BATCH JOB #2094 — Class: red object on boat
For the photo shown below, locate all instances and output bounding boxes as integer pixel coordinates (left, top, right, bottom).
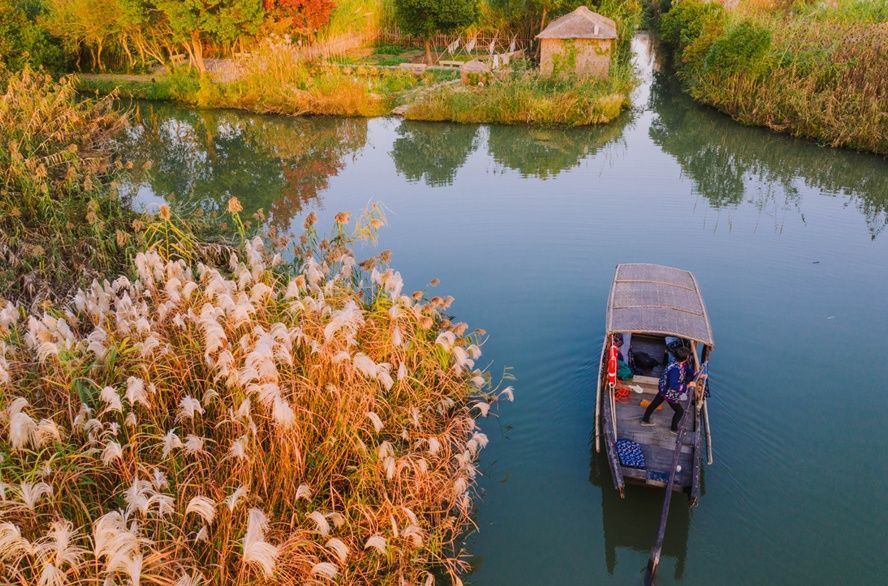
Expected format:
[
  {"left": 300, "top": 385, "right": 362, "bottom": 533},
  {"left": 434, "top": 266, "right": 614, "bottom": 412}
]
[{"left": 607, "top": 338, "right": 618, "bottom": 386}]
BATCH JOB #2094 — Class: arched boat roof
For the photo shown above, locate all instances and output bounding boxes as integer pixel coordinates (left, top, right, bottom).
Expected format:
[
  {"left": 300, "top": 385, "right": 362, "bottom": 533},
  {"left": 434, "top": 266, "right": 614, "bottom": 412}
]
[{"left": 606, "top": 263, "right": 714, "bottom": 348}]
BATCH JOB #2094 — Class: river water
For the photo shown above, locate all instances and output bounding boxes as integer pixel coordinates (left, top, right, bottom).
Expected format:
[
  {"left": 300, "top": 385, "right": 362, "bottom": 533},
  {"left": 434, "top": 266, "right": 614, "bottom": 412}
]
[{"left": 119, "top": 35, "right": 887, "bottom": 585}]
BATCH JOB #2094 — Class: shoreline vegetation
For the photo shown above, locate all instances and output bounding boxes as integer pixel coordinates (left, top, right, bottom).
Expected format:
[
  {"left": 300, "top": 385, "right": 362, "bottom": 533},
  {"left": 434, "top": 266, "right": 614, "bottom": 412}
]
[
  {"left": 654, "top": 0, "right": 887, "bottom": 155},
  {"left": 1, "top": 65, "right": 512, "bottom": 584},
  {"left": 63, "top": 0, "right": 644, "bottom": 127}
]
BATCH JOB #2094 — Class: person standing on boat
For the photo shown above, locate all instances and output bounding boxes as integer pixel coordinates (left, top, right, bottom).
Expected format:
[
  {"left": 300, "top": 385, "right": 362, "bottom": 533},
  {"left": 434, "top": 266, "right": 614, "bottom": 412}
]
[{"left": 640, "top": 346, "right": 697, "bottom": 433}]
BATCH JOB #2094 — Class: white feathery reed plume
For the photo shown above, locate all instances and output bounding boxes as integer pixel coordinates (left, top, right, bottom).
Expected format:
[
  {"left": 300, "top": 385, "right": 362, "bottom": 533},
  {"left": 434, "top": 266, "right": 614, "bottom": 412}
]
[
  {"left": 295, "top": 484, "right": 312, "bottom": 501},
  {"left": 364, "top": 534, "right": 387, "bottom": 554},
  {"left": 102, "top": 441, "right": 124, "bottom": 465},
  {"left": 9, "top": 409, "right": 37, "bottom": 450},
  {"left": 100, "top": 386, "right": 123, "bottom": 413},
  {"left": 229, "top": 435, "right": 248, "bottom": 461},
  {"left": 308, "top": 511, "right": 330, "bottom": 536},
  {"left": 161, "top": 429, "right": 183, "bottom": 457},
  {"left": 186, "top": 496, "right": 216, "bottom": 525},
  {"left": 18, "top": 481, "right": 53, "bottom": 511},
  {"left": 184, "top": 434, "right": 206, "bottom": 455},
  {"left": 325, "top": 537, "right": 349, "bottom": 563},
  {"left": 225, "top": 485, "right": 249, "bottom": 512},
  {"left": 124, "top": 478, "right": 153, "bottom": 517},
  {"left": 311, "top": 561, "right": 339, "bottom": 580},
  {"left": 33, "top": 519, "right": 87, "bottom": 577},
  {"left": 242, "top": 508, "right": 279, "bottom": 579},
  {"left": 125, "top": 376, "right": 149, "bottom": 408},
  {"left": 366, "top": 411, "right": 384, "bottom": 433},
  {"left": 177, "top": 396, "right": 205, "bottom": 421},
  {"left": 0, "top": 522, "right": 32, "bottom": 561}
]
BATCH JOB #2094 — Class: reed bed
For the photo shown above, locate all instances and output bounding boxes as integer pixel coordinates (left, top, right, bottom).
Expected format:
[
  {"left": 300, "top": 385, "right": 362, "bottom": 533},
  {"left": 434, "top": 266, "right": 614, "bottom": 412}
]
[
  {"left": 0, "top": 204, "right": 511, "bottom": 584},
  {"left": 659, "top": 0, "right": 887, "bottom": 154},
  {"left": 0, "top": 67, "right": 135, "bottom": 305}
]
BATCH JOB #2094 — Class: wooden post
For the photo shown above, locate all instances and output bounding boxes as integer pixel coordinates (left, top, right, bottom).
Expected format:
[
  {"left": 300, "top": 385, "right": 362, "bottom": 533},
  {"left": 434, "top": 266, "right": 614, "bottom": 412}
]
[
  {"left": 703, "top": 400, "right": 714, "bottom": 465},
  {"left": 646, "top": 409, "right": 687, "bottom": 583}
]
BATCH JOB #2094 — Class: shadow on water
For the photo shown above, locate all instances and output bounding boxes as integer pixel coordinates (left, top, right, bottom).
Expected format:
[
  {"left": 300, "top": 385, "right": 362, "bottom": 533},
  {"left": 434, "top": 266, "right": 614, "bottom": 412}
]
[
  {"left": 646, "top": 54, "right": 888, "bottom": 239},
  {"left": 118, "top": 103, "right": 367, "bottom": 230},
  {"left": 589, "top": 435, "right": 692, "bottom": 582}
]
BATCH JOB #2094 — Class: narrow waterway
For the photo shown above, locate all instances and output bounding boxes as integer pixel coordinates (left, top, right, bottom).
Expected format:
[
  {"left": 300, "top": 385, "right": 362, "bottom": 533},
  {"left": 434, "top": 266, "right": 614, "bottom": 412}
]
[{"left": 119, "top": 35, "right": 888, "bottom": 585}]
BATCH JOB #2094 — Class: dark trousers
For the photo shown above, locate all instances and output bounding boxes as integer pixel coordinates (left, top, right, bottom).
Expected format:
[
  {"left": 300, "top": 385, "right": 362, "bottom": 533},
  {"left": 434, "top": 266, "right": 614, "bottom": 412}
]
[{"left": 642, "top": 393, "right": 684, "bottom": 431}]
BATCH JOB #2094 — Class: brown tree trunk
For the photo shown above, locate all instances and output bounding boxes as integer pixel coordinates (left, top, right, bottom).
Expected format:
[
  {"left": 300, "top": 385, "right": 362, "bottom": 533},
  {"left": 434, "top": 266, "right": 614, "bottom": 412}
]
[
  {"left": 191, "top": 30, "right": 206, "bottom": 73},
  {"left": 424, "top": 39, "right": 432, "bottom": 65}
]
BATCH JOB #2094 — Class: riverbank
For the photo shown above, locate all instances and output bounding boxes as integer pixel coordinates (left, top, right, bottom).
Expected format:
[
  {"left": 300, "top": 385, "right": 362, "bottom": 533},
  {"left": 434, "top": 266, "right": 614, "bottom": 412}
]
[
  {"left": 656, "top": 0, "right": 887, "bottom": 155},
  {"left": 76, "top": 57, "right": 634, "bottom": 127},
  {"left": 0, "top": 67, "right": 506, "bottom": 584}
]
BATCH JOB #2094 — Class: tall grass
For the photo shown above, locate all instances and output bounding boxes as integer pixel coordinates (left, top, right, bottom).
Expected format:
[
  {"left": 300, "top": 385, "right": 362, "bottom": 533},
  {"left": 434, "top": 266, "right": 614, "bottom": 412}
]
[
  {"left": 659, "top": 0, "right": 888, "bottom": 154},
  {"left": 0, "top": 206, "right": 510, "bottom": 583},
  {"left": 404, "top": 60, "right": 635, "bottom": 126},
  {"left": 1, "top": 69, "right": 511, "bottom": 584},
  {"left": 0, "top": 67, "right": 134, "bottom": 306}
]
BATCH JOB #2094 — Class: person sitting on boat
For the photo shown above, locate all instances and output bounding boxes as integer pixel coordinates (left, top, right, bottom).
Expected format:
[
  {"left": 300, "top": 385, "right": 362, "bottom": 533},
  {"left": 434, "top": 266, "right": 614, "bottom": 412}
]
[{"left": 640, "top": 346, "right": 697, "bottom": 433}]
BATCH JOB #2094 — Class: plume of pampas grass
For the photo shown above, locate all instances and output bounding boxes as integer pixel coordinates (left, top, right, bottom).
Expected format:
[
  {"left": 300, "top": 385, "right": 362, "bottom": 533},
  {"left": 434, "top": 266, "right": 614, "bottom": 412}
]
[
  {"left": 0, "top": 522, "right": 31, "bottom": 561},
  {"left": 183, "top": 434, "right": 205, "bottom": 455},
  {"left": 161, "top": 430, "right": 183, "bottom": 457},
  {"left": 295, "top": 484, "right": 312, "bottom": 501},
  {"left": 18, "top": 481, "right": 53, "bottom": 510},
  {"left": 242, "top": 508, "right": 278, "bottom": 578},
  {"left": 308, "top": 511, "right": 330, "bottom": 537},
  {"left": 99, "top": 386, "right": 123, "bottom": 413},
  {"left": 325, "top": 537, "right": 349, "bottom": 563},
  {"left": 364, "top": 535, "right": 387, "bottom": 554},
  {"left": 366, "top": 411, "right": 384, "bottom": 433},
  {"left": 177, "top": 396, "right": 204, "bottom": 420},
  {"left": 186, "top": 496, "right": 216, "bottom": 525},
  {"left": 9, "top": 410, "right": 37, "bottom": 450},
  {"left": 225, "top": 486, "right": 248, "bottom": 512},
  {"left": 311, "top": 561, "right": 338, "bottom": 580},
  {"left": 102, "top": 441, "right": 124, "bottom": 465},
  {"left": 125, "top": 377, "right": 149, "bottom": 407}
]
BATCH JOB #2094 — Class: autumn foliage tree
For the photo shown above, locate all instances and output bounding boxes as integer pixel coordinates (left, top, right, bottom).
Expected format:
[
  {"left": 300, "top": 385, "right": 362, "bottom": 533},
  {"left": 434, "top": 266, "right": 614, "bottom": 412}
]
[{"left": 264, "top": 0, "right": 336, "bottom": 37}]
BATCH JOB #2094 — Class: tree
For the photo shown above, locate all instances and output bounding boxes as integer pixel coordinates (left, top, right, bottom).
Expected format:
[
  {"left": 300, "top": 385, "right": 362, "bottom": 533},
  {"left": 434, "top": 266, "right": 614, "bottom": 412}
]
[
  {"left": 263, "top": 0, "right": 336, "bottom": 38},
  {"left": 393, "top": 0, "right": 478, "bottom": 64},
  {"left": 42, "top": 0, "right": 128, "bottom": 70},
  {"left": 154, "top": 0, "right": 264, "bottom": 72},
  {"left": 487, "top": 0, "right": 581, "bottom": 39},
  {"left": 0, "top": 0, "right": 63, "bottom": 71}
]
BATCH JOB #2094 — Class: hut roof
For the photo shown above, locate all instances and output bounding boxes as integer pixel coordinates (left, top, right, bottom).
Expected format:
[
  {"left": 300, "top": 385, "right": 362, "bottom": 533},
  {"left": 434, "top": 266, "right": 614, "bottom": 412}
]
[
  {"left": 536, "top": 6, "right": 618, "bottom": 40},
  {"left": 606, "top": 264, "right": 714, "bottom": 347}
]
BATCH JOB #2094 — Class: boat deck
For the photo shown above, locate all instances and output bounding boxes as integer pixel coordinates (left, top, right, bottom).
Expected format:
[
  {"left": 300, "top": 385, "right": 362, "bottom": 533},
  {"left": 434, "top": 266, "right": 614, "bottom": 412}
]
[{"left": 614, "top": 376, "right": 696, "bottom": 489}]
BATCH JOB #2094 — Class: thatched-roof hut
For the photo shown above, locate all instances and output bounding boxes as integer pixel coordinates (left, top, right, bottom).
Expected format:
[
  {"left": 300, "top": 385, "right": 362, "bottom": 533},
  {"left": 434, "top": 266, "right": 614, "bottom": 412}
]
[{"left": 536, "top": 6, "right": 618, "bottom": 79}]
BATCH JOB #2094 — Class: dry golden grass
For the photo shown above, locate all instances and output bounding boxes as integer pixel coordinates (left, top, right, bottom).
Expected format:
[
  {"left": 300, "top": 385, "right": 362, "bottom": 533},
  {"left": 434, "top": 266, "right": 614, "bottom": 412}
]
[{"left": 0, "top": 207, "right": 511, "bottom": 584}]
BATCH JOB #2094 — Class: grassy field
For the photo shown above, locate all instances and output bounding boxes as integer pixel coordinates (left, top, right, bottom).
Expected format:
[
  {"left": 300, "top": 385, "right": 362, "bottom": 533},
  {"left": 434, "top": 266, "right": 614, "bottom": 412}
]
[
  {"left": 404, "top": 60, "right": 635, "bottom": 126},
  {"left": 657, "top": 0, "right": 887, "bottom": 154}
]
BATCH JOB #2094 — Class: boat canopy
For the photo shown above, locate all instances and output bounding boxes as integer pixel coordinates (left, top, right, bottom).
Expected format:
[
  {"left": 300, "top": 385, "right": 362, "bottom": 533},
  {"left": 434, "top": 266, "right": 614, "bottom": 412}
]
[{"left": 606, "top": 263, "right": 714, "bottom": 348}]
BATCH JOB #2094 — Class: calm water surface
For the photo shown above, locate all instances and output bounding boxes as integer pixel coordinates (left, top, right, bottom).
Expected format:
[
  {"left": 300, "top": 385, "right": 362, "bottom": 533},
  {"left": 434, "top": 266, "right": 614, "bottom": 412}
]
[{"left": 120, "top": 35, "right": 888, "bottom": 585}]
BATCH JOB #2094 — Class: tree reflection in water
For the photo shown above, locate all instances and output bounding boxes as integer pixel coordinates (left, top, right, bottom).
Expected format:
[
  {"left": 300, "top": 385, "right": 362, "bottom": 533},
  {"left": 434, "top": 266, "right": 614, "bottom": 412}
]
[
  {"left": 119, "top": 104, "right": 367, "bottom": 231},
  {"left": 487, "top": 118, "right": 628, "bottom": 180},
  {"left": 648, "top": 71, "right": 887, "bottom": 239},
  {"left": 390, "top": 121, "right": 480, "bottom": 187}
]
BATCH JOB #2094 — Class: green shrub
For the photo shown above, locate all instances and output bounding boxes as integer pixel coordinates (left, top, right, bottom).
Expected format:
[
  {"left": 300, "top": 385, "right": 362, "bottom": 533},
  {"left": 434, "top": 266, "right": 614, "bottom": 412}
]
[
  {"left": 704, "top": 20, "right": 771, "bottom": 74},
  {"left": 659, "top": 0, "right": 726, "bottom": 51}
]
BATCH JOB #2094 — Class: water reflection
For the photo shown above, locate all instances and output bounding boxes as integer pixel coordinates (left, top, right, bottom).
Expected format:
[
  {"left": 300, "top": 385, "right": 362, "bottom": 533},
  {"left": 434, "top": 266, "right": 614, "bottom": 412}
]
[
  {"left": 487, "top": 121, "right": 628, "bottom": 179},
  {"left": 589, "top": 441, "right": 691, "bottom": 581},
  {"left": 648, "top": 70, "right": 888, "bottom": 239},
  {"left": 390, "top": 121, "right": 479, "bottom": 187},
  {"left": 119, "top": 104, "right": 367, "bottom": 230}
]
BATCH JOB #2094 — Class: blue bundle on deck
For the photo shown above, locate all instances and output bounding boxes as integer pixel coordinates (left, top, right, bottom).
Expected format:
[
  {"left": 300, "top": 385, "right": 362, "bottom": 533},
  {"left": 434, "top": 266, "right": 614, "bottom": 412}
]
[{"left": 615, "top": 439, "right": 646, "bottom": 469}]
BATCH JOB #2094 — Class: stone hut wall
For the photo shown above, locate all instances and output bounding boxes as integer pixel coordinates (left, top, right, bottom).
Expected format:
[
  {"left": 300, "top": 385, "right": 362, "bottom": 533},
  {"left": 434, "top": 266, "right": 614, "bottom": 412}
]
[{"left": 539, "top": 38, "right": 614, "bottom": 79}]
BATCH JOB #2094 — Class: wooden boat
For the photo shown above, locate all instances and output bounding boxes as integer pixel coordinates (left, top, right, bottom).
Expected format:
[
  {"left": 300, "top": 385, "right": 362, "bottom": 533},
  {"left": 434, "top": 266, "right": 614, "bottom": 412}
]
[{"left": 594, "top": 263, "right": 714, "bottom": 507}]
